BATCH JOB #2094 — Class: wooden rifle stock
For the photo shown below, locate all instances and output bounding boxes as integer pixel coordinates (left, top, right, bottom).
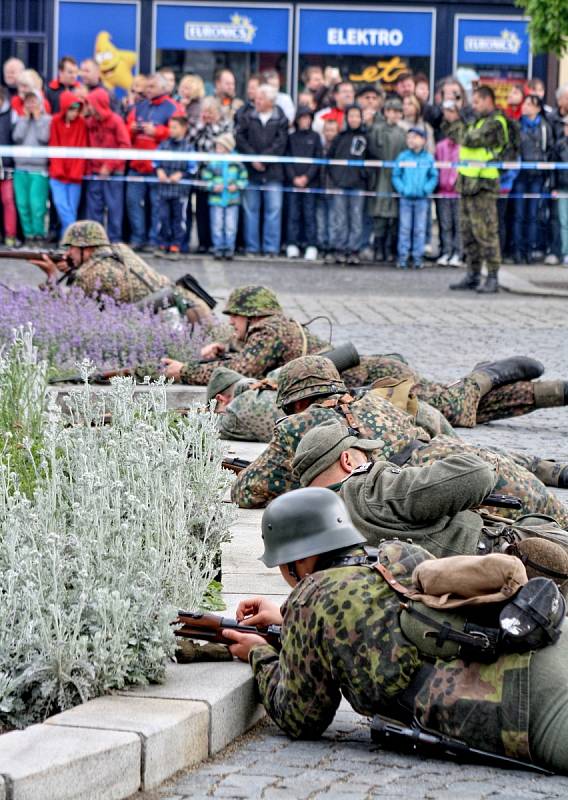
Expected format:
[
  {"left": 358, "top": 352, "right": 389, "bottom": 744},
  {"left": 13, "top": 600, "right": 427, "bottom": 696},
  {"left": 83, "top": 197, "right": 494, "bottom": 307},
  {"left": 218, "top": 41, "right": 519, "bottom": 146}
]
[
  {"left": 221, "top": 457, "right": 251, "bottom": 475},
  {"left": 174, "top": 611, "right": 281, "bottom": 649},
  {"left": 0, "top": 248, "right": 70, "bottom": 265}
]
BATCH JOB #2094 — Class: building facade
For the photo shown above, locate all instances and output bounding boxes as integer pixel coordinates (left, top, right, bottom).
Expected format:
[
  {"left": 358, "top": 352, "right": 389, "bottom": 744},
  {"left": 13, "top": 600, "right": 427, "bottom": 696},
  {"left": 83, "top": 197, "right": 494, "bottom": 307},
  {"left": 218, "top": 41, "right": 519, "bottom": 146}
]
[{"left": 0, "top": 0, "right": 557, "bottom": 101}]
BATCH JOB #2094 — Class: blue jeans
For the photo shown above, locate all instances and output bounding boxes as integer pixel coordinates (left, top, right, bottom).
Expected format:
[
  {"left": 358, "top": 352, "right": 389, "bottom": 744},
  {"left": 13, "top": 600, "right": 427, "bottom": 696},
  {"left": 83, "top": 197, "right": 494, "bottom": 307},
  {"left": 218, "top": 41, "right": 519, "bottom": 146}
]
[
  {"left": 512, "top": 173, "right": 545, "bottom": 256},
  {"left": 210, "top": 204, "right": 239, "bottom": 254},
  {"left": 398, "top": 197, "right": 429, "bottom": 263},
  {"left": 49, "top": 179, "right": 81, "bottom": 235},
  {"left": 316, "top": 195, "right": 330, "bottom": 251},
  {"left": 243, "top": 182, "right": 283, "bottom": 254},
  {"left": 287, "top": 192, "right": 317, "bottom": 247},
  {"left": 125, "top": 174, "right": 160, "bottom": 246},
  {"left": 158, "top": 196, "right": 188, "bottom": 248},
  {"left": 329, "top": 193, "right": 364, "bottom": 254},
  {"left": 85, "top": 177, "right": 124, "bottom": 243}
]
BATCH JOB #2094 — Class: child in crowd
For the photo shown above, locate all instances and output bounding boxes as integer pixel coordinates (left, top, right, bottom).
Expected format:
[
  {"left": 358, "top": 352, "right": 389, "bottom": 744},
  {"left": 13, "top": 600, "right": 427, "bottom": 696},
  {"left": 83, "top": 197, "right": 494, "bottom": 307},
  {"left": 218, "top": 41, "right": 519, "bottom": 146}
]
[
  {"left": 48, "top": 91, "right": 87, "bottom": 235},
  {"left": 202, "top": 132, "right": 248, "bottom": 260},
  {"left": 285, "top": 106, "right": 322, "bottom": 261},
  {"left": 327, "top": 105, "right": 367, "bottom": 264},
  {"left": 11, "top": 91, "right": 51, "bottom": 244},
  {"left": 435, "top": 114, "right": 462, "bottom": 267},
  {"left": 0, "top": 86, "right": 18, "bottom": 245},
  {"left": 154, "top": 115, "right": 194, "bottom": 260},
  {"left": 392, "top": 127, "right": 438, "bottom": 270},
  {"left": 555, "top": 116, "right": 568, "bottom": 266},
  {"left": 319, "top": 118, "right": 339, "bottom": 263}
]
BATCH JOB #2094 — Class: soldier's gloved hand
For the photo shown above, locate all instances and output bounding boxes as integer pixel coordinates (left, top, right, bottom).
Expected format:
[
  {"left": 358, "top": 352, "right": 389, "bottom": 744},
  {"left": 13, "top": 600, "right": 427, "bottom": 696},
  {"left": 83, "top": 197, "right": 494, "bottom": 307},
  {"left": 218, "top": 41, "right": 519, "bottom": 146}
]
[
  {"left": 160, "top": 357, "right": 183, "bottom": 381},
  {"left": 201, "top": 342, "right": 227, "bottom": 360},
  {"left": 236, "top": 597, "right": 283, "bottom": 627},
  {"left": 222, "top": 628, "right": 269, "bottom": 661}
]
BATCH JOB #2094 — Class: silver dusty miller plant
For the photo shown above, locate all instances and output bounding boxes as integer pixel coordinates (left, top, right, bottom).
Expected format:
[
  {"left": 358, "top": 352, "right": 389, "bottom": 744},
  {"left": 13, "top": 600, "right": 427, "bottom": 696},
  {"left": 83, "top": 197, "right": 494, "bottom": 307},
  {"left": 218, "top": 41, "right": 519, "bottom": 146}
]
[{"left": 0, "top": 339, "right": 235, "bottom": 729}]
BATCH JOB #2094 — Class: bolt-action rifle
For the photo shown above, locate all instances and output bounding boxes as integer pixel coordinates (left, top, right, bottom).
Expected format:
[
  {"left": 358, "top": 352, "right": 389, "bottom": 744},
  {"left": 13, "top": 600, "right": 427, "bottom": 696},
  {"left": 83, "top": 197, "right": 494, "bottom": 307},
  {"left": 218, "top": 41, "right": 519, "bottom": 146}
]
[
  {"left": 0, "top": 248, "right": 70, "bottom": 266},
  {"left": 173, "top": 611, "right": 281, "bottom": 649}
]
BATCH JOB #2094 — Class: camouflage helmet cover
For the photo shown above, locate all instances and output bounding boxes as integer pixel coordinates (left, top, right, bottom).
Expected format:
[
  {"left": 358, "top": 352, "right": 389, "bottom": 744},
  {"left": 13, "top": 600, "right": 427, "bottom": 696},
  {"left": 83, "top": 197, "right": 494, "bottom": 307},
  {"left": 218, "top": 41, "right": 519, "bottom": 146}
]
[
  {"left": 260, "top": 487, "right": 366, "bottom": 567},
  {"left": 276, "top": 355, "right": 347, "bottom": 409},
  {"left": 222, "top": 285, "right": 282, "bottom": 317},
  {"left": 61, "top": 220, "right": 110, "bottom": 248}
]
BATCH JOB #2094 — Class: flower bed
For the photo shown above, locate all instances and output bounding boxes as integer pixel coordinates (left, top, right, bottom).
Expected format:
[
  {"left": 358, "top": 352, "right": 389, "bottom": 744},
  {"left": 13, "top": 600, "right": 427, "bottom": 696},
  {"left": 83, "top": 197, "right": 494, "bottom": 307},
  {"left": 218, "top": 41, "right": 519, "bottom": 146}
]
[
  {"left": 0, "top": 330, "right": 235, "bottom": 730},
  {"left": 0, "top": 286, "right": 210, "bottom": 380}
]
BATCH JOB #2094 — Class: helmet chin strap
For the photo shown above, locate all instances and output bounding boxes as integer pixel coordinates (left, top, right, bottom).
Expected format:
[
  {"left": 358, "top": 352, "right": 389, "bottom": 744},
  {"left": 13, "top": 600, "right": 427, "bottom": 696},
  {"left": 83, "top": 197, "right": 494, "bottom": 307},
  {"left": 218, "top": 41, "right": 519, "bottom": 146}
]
[{"left": 287, "top": 561, "right": 299, "bottom": 581}]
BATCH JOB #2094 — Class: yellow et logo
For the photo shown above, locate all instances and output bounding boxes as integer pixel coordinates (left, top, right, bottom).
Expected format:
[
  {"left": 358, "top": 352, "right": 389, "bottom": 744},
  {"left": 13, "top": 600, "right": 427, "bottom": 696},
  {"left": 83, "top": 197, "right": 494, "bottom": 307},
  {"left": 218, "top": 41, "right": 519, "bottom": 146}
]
[{"left": 350, "top": 56, "right": 409, "bottom": 85}]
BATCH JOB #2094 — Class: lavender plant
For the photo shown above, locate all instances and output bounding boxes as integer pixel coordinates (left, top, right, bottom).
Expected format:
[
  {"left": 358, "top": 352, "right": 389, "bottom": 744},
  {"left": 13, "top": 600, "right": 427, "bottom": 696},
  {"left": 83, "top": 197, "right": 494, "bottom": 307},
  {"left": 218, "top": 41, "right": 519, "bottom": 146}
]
[
  {"left": 0, "top": 286, "right": 210, "bottom": 379},
  {"left": 0, "top": 349, "right": 235, "bottom": 729}
]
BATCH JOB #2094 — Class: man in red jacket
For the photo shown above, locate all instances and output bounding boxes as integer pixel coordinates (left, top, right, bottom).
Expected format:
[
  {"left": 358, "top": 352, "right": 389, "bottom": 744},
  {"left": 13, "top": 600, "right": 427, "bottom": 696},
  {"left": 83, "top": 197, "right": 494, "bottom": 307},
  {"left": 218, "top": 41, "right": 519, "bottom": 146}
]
[
  {"left": 46, "top": 56, "right": 80, "bottom": 113},
  {"left": 125, "top": 73, "right": 179, "bottom": 251},
  {"left": 48, "top": 91, "right": 87, "bottom": 236},
  {"left": 85, "top": 87, "right": 130, "bottom": 242}
]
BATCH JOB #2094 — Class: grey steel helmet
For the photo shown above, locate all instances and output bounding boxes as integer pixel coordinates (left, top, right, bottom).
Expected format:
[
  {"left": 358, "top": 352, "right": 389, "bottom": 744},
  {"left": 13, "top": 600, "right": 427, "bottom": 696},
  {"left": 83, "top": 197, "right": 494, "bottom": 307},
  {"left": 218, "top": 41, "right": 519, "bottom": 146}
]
[{"left": 260, "top": 487, "right": 366, "bottom": 567}]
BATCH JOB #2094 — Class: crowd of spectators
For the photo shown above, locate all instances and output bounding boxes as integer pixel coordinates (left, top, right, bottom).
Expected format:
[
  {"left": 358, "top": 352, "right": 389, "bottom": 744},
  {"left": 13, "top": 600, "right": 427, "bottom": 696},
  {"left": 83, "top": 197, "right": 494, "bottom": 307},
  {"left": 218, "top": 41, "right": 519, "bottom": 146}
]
[{"left": 1, "top": 54, "right": 568, "bottom": 267}]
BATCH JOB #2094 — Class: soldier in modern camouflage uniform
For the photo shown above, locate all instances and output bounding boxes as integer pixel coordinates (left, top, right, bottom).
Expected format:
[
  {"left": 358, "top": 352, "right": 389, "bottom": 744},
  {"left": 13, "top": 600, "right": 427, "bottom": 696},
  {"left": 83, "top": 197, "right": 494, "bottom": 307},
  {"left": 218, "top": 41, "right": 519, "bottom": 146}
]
[
  {"left": 223, "top": 488, "right": 568, "bottom": 773},
  {"left": 29, "top": 220, "right": 212, "bottom": 322},
  {"left": 163, "top": 284, "right": 568, "bottom": 428},
  {"left": 292, "top": 419, "right": 568, "bottom": 560},
  {"left": 231, "top": 356, "right": 568, "bottom": 528},
  {"left": 443, "top": 86, "right": 507, "bottom": 294}
]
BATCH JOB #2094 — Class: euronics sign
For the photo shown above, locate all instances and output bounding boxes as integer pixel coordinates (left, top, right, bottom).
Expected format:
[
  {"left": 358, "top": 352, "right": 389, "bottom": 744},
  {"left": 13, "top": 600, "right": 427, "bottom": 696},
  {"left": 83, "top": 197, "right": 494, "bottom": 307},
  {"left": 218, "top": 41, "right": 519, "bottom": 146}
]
[
  {"left": 155, "top": 3, "right": 290, "bottom": 52},
  {"left": 298, "top": 7, "right": 434, "bottom": 56},
  {"left": 456, "top": 16, "right": 530, "bottom": 66}
]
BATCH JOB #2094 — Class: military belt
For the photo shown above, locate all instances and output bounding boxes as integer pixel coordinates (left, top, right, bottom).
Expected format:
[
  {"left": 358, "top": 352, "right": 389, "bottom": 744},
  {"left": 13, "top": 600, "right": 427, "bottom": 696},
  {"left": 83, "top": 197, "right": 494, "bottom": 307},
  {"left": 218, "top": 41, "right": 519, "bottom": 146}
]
[{"left": 389, "top": 439, "right": 427, "bottom": 467}]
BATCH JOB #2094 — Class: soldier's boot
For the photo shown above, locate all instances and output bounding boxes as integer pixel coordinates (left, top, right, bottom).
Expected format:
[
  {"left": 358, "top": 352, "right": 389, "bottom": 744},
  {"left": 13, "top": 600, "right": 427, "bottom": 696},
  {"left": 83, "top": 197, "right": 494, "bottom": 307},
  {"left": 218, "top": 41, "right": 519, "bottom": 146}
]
[
  {"left": 476, "top": 274, "right": 499, "bottom": 294},
  {"left": 471, "top": 356, "right": 545, "bottom": 396},
  {"left": 533, "top": 380, "right": 568, "bottom": 410},
  {"left": 524, "top": 457, "right": 568, "bottom": 489},
  {"left": 449, "top": 270, "right": 481, "bottom": 291}
]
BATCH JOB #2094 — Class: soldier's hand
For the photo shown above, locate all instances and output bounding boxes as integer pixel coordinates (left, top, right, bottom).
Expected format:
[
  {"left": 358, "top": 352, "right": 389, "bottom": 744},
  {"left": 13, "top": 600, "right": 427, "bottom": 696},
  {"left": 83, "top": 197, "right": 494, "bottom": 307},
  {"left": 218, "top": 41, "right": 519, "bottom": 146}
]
[
  {"left": 222, "top": 629, "right": 268, "bottom": 661},
  {"left": 30, "top": 255, "right": 60, "bottom": 283},
  {"left": 160, "top": 357, "right": 184, "bottom": 380},
  {"left": 236, "top": 597, "right": 283, "bottom": 627},
  {"left": 200, "top": 342, "right": 226, "bottom": 360}
]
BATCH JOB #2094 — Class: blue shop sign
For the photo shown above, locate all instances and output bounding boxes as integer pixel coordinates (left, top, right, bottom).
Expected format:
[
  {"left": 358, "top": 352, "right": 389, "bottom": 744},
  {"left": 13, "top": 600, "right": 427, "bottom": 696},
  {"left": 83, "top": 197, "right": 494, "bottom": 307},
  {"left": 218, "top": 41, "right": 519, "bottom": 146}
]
[
  {"left": 298, "top": 8, "right": 434, "bottom": 57},
  {"left": 456, "top": 17, "right": 530, "bottom": 66},
  {"left": 155, "top": 4, "right": 290, "bottom": 52}
]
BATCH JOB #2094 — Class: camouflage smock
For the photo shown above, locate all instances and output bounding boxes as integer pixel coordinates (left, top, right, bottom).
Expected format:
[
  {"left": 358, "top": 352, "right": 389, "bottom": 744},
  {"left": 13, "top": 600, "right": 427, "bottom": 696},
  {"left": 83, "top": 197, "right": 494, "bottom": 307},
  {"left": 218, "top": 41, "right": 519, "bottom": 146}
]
[
  {"left": 250, "top": 540, "right": 532, "bottom": 760},
  {"left": 70, "top": 244, "right": 210, "bottom": 319},
  {"left": 217, "top": 380, "right": 282, "bottom": 442}
]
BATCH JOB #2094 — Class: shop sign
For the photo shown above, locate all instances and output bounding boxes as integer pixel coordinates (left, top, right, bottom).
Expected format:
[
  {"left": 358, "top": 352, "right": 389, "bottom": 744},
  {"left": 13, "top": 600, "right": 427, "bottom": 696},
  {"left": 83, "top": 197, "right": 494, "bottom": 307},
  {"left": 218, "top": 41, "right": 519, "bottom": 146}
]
[
  {"left": 456, "top": 17, "right": 530, "bottom": 66},
  {"left": 57, "top": 1, "right": 139, "bottom": 91},
  {"left": 298, "top": 8, "right": 434, "bottom": 57},
  {"left": 155, "top": 4, "right": 290, "bottom": 52}
]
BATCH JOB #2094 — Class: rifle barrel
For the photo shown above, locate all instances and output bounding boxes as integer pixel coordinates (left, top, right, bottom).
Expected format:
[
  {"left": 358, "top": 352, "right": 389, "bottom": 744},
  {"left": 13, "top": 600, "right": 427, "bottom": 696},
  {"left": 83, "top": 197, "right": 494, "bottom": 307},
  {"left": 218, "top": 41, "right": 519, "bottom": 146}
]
[{"left": 0, "top": 249, "right": 67, "bottom": 262}]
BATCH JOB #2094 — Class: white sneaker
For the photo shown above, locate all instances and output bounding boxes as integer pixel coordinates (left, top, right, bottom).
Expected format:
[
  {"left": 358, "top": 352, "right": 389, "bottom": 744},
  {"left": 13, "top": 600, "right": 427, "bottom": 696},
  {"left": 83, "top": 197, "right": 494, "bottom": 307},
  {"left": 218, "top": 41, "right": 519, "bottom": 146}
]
[
  {"left": 304, "top": 246, "right": 318, "bottom": 261},
  {"left": 448, "top": 253, "right": 463, "bottom": 267},
  {"left": 436, "top": 253, "right": 450, "bottom": 266},
  {"left": 424, "top": 243, "right": 433, "bottom": 257},
  {"left": 544, "top": 254, "right": 560, "bottom": 265},
  {"left": 563, "top": 255, "right": 568, "bottom": 266},
  {"left": 286, "top": 244, "right": 300, "bottom": 259}
]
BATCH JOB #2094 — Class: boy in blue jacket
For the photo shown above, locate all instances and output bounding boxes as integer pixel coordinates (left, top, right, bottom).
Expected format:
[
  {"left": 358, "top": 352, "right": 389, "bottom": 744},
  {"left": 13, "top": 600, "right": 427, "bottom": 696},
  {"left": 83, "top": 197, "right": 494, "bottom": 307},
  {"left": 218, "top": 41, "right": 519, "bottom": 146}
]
[
  {"left": 201, "top": 132, "right": 248, "bottom": 260},
  {"left": 392, "top": 127, "right": 438, "bottom": 269}
]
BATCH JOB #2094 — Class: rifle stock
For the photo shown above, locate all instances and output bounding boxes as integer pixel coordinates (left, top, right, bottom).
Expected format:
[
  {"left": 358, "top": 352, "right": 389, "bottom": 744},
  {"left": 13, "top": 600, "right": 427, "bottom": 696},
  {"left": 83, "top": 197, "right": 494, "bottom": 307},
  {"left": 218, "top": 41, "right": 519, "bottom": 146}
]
[
  {"left": 221, "top": 457, "right": 251, "bottom": 475},
  {"left": 0, "top": 248, "right": 69, "bottom": 264},
  {"left": 174, "top": 611, "right": 281, "bottom": 649}
]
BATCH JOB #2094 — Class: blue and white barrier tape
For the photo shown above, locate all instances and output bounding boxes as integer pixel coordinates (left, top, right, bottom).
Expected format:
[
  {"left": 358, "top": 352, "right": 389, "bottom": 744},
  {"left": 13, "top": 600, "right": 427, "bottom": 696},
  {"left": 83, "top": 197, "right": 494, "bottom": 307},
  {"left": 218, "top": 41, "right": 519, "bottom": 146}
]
[{"left": 1, "top": 144, "right": 568, "bottom": 171}]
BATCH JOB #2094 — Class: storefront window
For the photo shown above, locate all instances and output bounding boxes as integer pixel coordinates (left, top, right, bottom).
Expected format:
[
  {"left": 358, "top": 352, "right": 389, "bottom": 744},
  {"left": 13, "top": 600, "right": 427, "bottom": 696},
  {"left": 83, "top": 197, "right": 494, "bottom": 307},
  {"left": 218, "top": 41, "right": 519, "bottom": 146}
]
[
  {"left": 154, "top": 3, "right": 291, "bottom": 97},
  {"left": 454, "top": 16, "right": 531, "bottom": 106},
  {"left": 296, "top": 6, "right": 434, "bottom": 94}
]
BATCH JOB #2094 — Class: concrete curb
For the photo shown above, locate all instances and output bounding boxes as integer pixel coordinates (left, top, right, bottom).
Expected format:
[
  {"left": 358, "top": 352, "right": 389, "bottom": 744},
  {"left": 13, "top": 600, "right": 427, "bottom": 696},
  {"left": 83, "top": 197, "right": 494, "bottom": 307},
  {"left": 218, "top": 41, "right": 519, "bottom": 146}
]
[
  {"left": 0, "top": 664, "right": 263, "bottom": 800},
  {"left": 49, "top": 383, "right": 206, "bottom": 410}
]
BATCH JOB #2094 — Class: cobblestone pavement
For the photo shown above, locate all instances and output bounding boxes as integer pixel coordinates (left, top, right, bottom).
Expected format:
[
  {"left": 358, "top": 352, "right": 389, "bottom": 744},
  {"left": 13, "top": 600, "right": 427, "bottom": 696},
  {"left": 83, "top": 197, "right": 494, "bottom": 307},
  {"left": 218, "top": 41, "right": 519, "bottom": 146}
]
[{"left": 4, "top": 255, "right": 568, "bottom": 797}]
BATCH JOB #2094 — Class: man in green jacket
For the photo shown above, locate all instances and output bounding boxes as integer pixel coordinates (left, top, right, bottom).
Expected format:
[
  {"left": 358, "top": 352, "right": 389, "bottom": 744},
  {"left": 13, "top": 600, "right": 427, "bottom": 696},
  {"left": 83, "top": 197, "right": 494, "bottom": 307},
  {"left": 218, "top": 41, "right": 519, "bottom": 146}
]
[{"left": 223, "top": 488, "right": 568, "bottom": 774}]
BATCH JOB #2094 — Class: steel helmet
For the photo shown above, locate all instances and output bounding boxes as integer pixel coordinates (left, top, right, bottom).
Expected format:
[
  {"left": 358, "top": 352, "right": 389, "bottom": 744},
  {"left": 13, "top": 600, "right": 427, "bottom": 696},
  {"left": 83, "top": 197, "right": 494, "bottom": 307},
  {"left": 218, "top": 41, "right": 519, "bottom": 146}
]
[
  {"left": 276, "top": 355, "right": 346, "bottom": 410},
  {"left": 222, "top": 285, "right": 282, "bottom": 317},
  {"left": 61, "top": 220, "right": 110, "bottom": 248},
  {"left": 260, "top": 487, "right": 366, "bottom": 567}
]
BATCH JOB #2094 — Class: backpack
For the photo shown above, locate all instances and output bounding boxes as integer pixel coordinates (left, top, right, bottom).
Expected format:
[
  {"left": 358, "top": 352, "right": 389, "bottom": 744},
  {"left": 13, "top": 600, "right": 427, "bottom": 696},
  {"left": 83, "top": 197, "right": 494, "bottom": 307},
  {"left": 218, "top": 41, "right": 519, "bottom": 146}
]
[{"left": 496, "top": 113, "right": 521, "bottom": 162}]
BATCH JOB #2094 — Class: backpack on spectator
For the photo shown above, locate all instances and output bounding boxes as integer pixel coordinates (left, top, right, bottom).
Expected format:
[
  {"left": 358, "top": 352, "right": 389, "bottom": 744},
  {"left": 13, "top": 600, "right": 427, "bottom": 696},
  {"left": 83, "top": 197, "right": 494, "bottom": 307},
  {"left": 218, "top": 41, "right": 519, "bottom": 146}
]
[{"left": 495, "top": 113, "right": 521, "bottom": 163}]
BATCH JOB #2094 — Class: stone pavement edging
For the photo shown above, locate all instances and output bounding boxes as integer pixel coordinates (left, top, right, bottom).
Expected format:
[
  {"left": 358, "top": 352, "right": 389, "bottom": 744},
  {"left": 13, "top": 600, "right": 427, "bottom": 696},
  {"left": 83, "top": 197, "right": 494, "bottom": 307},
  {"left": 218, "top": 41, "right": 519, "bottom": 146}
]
[
  {"left": 0, "top": 661, "right": 264, "bottom": 800},
  {"left": 49, "top": 383, "right": 206, "bottom": 410}
]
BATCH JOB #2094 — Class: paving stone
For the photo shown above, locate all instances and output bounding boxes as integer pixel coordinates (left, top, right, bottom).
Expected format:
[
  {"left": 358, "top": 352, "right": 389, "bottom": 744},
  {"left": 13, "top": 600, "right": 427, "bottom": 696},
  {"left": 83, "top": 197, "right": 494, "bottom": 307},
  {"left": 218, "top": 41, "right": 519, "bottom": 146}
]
[
  {"left": 0, "top": 723, "right": 140, "bottom": 800},
  {"left": 46, "top": 695, "right": 208, "bottom": 790}
]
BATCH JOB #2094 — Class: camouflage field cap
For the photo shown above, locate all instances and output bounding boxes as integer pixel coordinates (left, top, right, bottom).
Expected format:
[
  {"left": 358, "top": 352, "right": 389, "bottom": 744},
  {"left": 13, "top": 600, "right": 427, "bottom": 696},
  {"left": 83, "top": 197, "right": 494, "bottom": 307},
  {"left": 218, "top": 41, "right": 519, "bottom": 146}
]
[
  {"left": 206, "top": 367, "right": 245, "bottom": 404},
  {"left": 222, "top": 285, "right": 282, "bottom": 317},
  {"left": 260, "top": 487, "right": 366, "bottom": 567},
  {"left": 276, "top": 355, "right": 347, "bottom": 410},
  {"left": 61, "top": 220, "right": 110, "bottom": 248}
]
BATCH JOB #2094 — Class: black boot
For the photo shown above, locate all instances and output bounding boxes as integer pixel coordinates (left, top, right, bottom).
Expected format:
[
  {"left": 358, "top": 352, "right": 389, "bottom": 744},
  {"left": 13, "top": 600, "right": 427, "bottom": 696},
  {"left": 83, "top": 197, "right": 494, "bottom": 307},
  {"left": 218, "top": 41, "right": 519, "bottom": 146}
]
[
  {"left": 473, "top": 356, "right": 545, "bottom": 391},
  {"left": 476, "top": 274, "right": 499, "bottom": 293},
  {"left": 373, "top": 238, "right": 385, "bottom": 263},
  {"left": 559, "top": 467, "right": 568, "bottom": 489},
  {"left": 449, "top": 270, "right": 481, "bottom": 291}
]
